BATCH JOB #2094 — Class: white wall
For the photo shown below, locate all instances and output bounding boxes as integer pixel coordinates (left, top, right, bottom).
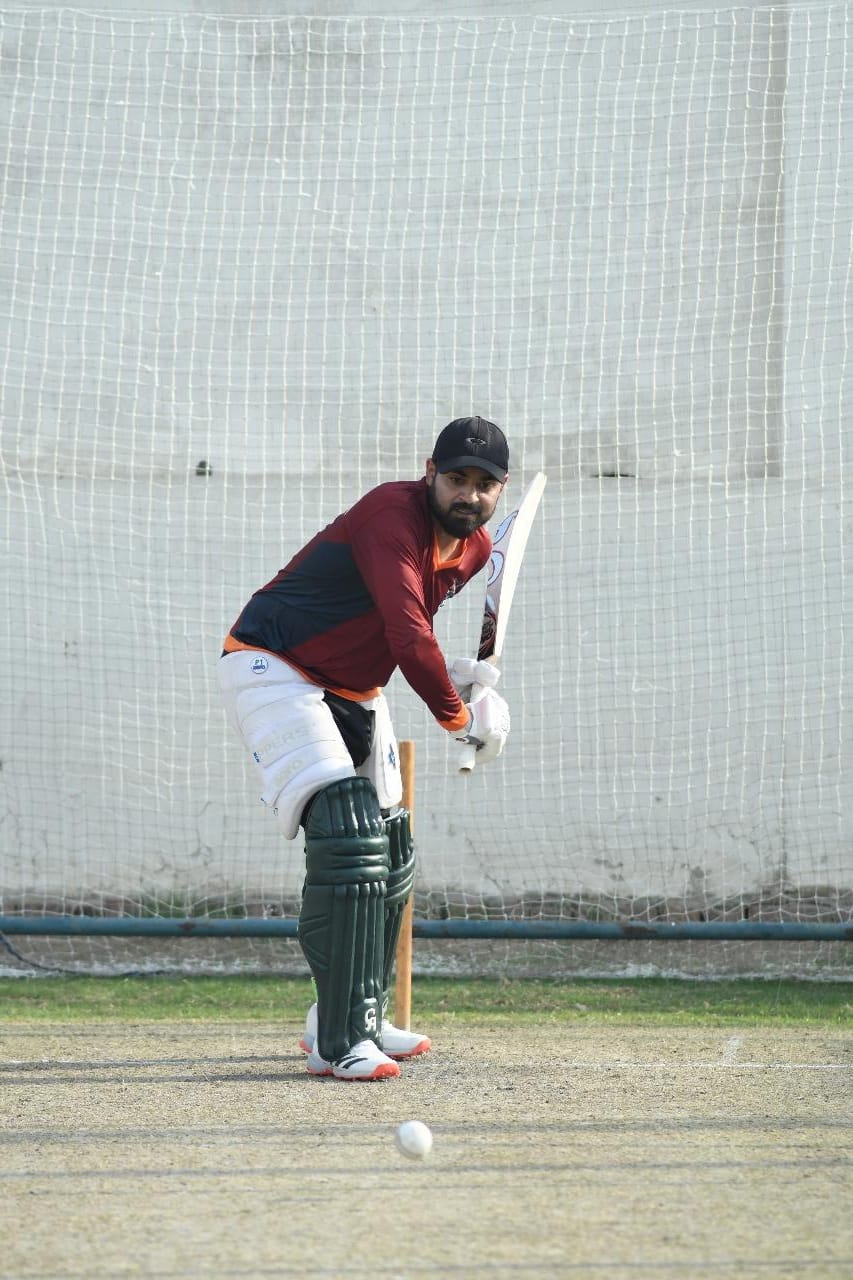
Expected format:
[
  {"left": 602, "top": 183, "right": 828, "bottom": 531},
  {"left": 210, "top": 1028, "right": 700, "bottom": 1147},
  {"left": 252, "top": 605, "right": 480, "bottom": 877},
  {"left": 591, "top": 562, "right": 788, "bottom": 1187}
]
[{"left": 1, "top": 4, "right": 850, "bottom": 915}]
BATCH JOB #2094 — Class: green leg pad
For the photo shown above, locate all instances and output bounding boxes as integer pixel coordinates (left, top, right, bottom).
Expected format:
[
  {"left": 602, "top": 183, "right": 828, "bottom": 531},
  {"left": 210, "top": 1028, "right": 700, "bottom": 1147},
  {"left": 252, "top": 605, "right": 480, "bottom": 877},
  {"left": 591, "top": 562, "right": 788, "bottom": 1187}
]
[
  {"left": 382, "top": 807, "right": 415, "bottom": 999},
  {"left": 297, "top": 777, "right": 389, "bottom": 1064}
]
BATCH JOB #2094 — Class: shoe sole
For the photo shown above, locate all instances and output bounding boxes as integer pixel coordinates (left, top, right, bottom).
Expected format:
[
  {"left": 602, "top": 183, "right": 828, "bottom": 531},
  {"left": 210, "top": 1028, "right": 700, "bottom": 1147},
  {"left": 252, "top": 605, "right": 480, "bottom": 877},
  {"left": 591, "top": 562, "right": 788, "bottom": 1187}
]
[{"left": 299, "top": 1036, "right": 431, "bottom": 1062}]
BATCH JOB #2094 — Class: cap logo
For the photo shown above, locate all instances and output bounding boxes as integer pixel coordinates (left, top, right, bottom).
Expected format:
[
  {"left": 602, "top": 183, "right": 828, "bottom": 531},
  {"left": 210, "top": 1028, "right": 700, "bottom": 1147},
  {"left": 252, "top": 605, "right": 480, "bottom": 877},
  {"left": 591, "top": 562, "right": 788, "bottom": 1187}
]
[{"left": 465, "top": 435, "right": 484, "bottom": 448}]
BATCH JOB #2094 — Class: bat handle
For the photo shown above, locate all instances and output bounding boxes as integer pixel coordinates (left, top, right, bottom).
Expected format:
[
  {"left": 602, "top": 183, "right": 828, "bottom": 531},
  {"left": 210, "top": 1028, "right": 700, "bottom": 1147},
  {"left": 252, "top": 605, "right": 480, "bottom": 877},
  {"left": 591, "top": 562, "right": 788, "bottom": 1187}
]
[{"left": 457, "top": 682, "right": 487, "bottom": 774}]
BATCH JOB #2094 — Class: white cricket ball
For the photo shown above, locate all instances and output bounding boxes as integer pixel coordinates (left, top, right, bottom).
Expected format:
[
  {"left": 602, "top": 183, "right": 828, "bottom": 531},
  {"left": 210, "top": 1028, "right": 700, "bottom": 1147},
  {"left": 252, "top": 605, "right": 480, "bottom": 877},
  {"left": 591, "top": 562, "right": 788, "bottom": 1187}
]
[{"left": 395, "top": 1119, "right": 433, "bottom": 1160}]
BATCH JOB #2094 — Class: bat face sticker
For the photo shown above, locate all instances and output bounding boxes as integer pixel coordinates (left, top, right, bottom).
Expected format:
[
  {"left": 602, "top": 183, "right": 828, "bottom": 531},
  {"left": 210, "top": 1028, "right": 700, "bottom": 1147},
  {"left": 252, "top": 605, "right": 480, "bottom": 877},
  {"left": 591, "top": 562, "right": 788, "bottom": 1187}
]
[
  {"left": 491, "top": 510, "right": 518, "bottom": 551},
  {"left": 486, "top": 549, "right": 505, "bottom": 589},
  {"left": 477, "top": 595, "right": 498, "bottom": 659}
]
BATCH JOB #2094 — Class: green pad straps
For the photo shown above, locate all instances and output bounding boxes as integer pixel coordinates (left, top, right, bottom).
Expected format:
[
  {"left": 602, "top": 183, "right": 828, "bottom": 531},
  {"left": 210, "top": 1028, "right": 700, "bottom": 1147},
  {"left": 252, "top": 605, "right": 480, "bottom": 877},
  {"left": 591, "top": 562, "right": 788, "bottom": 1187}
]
[
  {"left": 382, "top": 807, "right": 415, "bottom": 998},
  {"left": 298, "top": 777, "right": 389, "bottom": 1063}
]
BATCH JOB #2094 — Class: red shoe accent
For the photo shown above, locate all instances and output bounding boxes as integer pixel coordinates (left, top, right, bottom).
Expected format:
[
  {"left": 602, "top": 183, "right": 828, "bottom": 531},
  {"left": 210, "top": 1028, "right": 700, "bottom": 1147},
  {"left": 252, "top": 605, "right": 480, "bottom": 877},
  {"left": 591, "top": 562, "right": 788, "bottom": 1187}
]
[
  {"left": 336, "top": 1061, "right": 400, "bottom": 1082},
  {"left": 387, "top": 1036, "right": 431, "bottom": 1061}
]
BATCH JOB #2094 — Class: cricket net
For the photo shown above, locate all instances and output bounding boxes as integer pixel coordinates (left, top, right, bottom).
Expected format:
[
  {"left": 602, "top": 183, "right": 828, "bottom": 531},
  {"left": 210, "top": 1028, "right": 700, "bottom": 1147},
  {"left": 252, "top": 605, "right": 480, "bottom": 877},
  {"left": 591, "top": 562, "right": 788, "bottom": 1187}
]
[{"left": 1, "top": 6, "right": 851, "bottom": 977}]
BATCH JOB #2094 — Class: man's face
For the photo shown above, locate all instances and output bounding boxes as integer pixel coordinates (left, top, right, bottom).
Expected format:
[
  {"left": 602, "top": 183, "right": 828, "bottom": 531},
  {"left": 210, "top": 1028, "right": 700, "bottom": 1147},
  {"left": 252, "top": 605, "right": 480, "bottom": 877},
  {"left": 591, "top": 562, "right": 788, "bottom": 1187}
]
[{"left": 425, "top": 461, "right": 505, "bottom": 539}]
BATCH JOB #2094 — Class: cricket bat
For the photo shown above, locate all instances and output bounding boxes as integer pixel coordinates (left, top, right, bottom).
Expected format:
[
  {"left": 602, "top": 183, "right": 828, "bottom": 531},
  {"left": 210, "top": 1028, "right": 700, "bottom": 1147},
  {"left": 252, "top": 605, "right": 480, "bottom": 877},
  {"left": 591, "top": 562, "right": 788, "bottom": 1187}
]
[{"left": 458, "top": 470, "right": 547, "bottom": 773}]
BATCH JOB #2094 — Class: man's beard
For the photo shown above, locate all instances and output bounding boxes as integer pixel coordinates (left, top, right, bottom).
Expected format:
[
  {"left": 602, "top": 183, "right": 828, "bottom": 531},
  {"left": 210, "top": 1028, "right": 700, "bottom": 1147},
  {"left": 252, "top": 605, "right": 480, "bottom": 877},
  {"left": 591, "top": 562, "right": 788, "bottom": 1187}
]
[{"left": 426, "top": 480, "right": 487, "bottom": 539}]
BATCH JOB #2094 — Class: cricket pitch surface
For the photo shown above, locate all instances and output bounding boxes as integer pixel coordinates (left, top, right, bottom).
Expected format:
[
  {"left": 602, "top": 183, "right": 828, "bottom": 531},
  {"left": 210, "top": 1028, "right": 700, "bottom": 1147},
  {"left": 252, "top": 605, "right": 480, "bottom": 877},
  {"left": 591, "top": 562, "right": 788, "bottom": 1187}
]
[{"left": 1, "top": 1021, "right": 851, "bottom": 1278}]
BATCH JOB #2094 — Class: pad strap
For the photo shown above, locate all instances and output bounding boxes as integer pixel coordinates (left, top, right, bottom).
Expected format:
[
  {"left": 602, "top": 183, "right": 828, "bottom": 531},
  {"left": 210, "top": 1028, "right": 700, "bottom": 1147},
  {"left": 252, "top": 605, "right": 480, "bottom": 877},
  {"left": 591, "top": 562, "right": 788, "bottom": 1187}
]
[{"left": 298, "top": 777, "right": 389, "bottom": 1063}]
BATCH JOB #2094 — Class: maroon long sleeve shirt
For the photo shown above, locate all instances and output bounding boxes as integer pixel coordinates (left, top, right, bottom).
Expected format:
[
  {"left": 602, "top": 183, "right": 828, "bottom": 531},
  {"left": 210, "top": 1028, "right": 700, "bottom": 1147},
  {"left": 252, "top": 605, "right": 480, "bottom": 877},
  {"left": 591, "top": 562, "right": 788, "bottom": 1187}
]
[{"left": 225, "top": 477, "right": 490, "bottom": 732}]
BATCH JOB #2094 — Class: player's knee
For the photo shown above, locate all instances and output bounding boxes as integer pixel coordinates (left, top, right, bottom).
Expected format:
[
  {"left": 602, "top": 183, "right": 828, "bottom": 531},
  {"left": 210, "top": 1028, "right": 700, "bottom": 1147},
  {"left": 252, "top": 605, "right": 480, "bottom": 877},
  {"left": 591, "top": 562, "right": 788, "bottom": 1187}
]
[{"left": 303, "top": 777, "right": 389, "bottom": 884}]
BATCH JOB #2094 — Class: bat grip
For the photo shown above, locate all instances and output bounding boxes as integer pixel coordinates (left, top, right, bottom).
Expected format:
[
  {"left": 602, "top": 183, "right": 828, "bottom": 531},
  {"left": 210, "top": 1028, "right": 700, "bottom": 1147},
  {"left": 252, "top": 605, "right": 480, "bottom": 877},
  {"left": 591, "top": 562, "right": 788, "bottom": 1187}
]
[{"left": 457, "top": 682, "right": 487, "bottom": 774}]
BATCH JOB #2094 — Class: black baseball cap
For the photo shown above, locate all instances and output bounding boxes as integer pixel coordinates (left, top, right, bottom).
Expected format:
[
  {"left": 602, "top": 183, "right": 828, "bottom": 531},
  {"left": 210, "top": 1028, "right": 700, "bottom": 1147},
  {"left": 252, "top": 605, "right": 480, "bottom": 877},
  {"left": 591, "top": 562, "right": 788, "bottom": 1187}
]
[{"left": 432, "top": 416, "right": 509, "bottom": 482}]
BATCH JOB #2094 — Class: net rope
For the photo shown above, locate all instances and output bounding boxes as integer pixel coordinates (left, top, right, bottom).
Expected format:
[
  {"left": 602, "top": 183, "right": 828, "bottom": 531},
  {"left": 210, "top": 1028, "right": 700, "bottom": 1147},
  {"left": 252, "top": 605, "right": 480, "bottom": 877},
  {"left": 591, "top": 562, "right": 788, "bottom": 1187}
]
[{"left": 1, "top": 7, "right": 850, "bottom": 976}]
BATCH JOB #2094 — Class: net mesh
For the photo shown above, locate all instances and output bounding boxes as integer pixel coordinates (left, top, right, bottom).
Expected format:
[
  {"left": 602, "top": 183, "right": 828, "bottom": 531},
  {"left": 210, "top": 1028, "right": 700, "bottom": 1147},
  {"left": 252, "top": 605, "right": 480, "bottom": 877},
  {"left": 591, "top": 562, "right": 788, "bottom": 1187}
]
[{"left": 1, "top": 7, "right": 850, "bottom": 976}]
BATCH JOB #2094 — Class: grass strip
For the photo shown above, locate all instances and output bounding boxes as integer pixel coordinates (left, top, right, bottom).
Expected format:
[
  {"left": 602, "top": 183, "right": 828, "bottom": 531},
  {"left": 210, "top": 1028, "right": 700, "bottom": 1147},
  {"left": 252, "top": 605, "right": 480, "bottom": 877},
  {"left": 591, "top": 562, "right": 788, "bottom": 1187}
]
[{"left": 0, "top": 975, "right": 849, "bottom": 1025}]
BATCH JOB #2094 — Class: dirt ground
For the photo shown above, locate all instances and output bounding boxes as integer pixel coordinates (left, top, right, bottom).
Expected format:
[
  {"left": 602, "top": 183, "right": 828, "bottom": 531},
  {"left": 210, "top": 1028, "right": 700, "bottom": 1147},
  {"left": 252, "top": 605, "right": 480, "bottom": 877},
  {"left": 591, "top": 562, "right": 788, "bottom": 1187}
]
[{"left": 1, "top": 1020, "right": 851, "bottom": 1279}]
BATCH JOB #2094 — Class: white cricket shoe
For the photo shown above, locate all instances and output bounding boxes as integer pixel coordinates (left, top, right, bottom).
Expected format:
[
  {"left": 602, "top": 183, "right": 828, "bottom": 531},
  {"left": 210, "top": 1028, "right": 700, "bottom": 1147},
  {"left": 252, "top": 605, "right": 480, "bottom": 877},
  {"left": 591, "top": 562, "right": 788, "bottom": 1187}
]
[
  {"left": 299, "top": 1002, "right": 432, "bottom": 1061},
  {"left": 306, "top": 1038, "right": 400, "bottom": 1082},
  {"left": 304, "top": 1044, "right": 333, "bottom": 1077}
]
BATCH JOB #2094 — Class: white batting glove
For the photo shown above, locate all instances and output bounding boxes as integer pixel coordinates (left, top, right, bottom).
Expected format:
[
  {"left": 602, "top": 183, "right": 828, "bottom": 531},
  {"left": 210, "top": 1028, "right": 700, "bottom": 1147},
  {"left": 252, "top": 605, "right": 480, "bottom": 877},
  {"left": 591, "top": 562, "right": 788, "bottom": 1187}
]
[
  {"left": 453, "top": 687, "right": 510, "bottom": 765},
  {"left": 446, "top": 656, "right": 502, "bottom": 701}
]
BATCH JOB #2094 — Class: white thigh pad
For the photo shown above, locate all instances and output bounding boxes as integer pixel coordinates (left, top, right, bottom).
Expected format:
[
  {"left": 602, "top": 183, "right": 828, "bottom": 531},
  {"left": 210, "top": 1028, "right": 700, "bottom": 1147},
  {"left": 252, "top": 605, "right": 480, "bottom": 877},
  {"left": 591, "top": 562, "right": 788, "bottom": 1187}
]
[
  {"left": 218, "top": 652, "right": 355, "bottom": 837},
  {"left": 355, "top": 693, "right": 403, "bottom": 811}
]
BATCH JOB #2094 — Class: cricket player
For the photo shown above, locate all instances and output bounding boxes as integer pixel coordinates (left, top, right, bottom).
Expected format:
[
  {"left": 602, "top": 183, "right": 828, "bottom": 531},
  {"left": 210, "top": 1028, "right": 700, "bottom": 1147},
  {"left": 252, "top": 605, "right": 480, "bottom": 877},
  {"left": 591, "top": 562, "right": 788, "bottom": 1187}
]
[{"left": 218, "top": 417, "right": 511, "bottom": 1080}]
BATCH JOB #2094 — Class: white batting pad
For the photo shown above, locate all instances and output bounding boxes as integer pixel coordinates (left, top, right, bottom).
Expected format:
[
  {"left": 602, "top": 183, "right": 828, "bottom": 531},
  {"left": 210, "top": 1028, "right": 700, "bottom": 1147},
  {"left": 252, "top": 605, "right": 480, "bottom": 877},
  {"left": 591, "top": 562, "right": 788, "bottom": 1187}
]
[{"left": 217, "top": 653, "right": 355, "bottom": 839}]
